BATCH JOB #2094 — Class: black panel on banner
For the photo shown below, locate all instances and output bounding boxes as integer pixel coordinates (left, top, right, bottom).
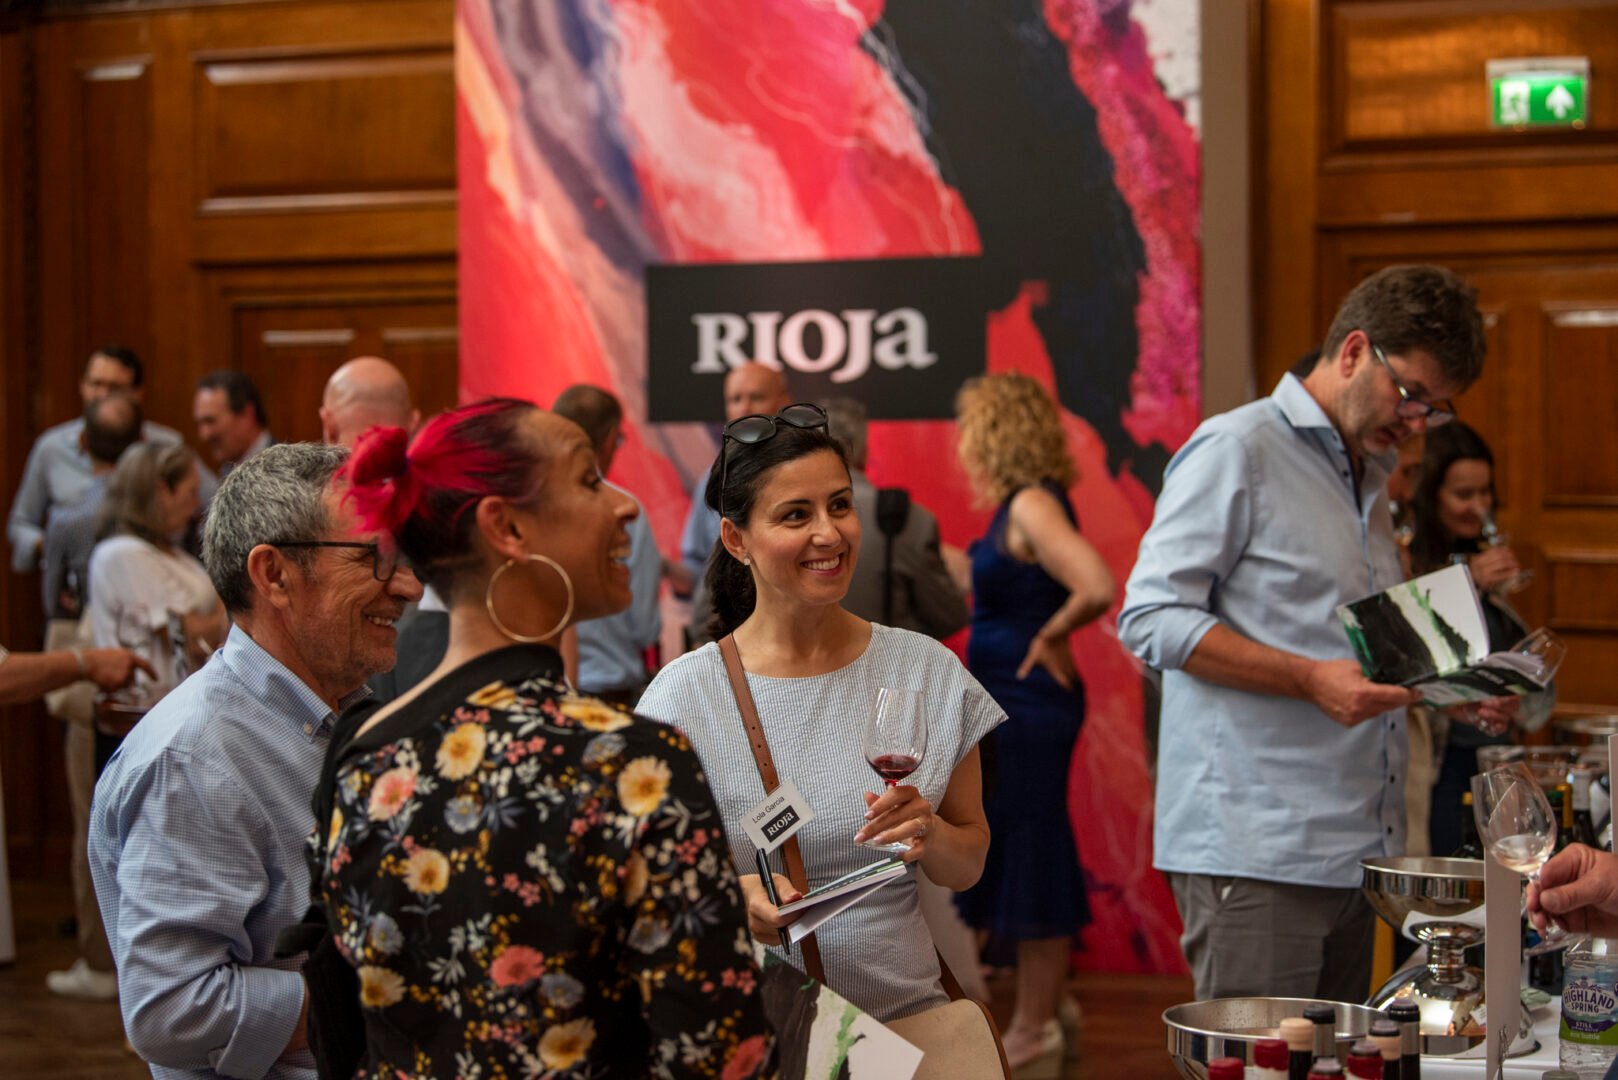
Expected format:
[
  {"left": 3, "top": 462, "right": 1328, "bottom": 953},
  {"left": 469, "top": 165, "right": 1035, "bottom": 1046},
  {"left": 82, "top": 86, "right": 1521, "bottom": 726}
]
[{"left": 646, "top": 256, "right": 986, "bottom": 422}]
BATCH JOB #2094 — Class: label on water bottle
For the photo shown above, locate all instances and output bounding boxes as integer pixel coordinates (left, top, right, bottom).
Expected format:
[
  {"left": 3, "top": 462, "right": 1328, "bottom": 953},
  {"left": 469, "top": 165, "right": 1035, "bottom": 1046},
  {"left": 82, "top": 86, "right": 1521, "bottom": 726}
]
[{"left": 1562, "top": 971, "right": 1618, "bottom": 1045}]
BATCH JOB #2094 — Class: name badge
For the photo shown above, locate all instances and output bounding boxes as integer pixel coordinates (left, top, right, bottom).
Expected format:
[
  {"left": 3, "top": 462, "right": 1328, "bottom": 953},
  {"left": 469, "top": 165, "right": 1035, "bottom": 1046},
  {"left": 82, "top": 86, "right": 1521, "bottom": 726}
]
[{"left": 741, "top": 779, "right": 815, "bottom": 854}]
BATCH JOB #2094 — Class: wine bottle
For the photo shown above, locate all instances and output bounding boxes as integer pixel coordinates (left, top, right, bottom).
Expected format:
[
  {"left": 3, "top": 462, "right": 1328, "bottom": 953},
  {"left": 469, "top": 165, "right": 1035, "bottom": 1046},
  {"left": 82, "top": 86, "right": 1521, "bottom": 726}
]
[
  {"left": 1386, "top": 1000, "right": 1421, "bottom": 1080},
  {"left": 1208, "top": 1057, "right": 1245, "bottom": 1080},
  {"left": 1308, "top": 1060, "right": 1345, "bottom": 1078},
  {"left": 1304, "top": 1002, "right": 1337, "bottom": 1062},
  {"left": 1453, "top": 791, "right": 1483, "bottom": 859},
  {"left": 1280, "top": 1017, "right": 1315, "bottom": 1080},
  {"left": 1574, "top": 772, "right": 1600, "bottom": 849},
  {"left": 1368, "top": 1018, "right": 1401, "bottom": 1080},
  {"left": 1253, "top": 1037, "right": 1289, "bottom": 1080},
  {"left": 1345, "top": 1039, "right": 1384, "bottom": 1078}
]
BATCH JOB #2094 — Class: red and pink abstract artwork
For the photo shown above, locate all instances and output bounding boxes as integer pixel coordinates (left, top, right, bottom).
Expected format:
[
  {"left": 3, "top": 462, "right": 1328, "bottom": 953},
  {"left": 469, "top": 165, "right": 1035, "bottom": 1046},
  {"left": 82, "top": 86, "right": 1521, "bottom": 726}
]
[{"left": 458, "top": 0, "right": 1201, "bottom": 973}]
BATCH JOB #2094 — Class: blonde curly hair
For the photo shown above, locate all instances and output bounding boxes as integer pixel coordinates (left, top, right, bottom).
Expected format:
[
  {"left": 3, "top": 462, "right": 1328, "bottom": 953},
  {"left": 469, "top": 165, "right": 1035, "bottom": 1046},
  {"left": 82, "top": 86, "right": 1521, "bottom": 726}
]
[{"left": 955, "top": 373, "right": 1076, "bottom": 506}]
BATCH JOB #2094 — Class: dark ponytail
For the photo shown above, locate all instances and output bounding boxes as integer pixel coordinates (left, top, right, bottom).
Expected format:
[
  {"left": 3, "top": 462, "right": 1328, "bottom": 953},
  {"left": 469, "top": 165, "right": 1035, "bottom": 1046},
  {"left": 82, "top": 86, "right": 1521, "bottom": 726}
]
[{"left": 701, "top": 421, "right": 849, "bottom": 641}]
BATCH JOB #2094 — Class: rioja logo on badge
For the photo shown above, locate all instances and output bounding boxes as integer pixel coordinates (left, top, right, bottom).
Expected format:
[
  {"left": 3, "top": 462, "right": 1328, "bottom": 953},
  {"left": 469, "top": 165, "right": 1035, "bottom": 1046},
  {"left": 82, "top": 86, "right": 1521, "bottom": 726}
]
[{"left": 741, "top": 779, "right": 815, "bottom": 855}]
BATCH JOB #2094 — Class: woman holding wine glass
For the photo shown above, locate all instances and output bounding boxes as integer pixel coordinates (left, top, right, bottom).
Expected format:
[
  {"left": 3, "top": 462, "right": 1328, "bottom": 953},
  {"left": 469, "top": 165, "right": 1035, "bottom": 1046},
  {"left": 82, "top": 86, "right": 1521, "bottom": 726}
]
[
  {"left": 949, "top": 374, "right": 1115, "bottom": 1075},
  {"left": 1409, "top": 421, "right": 1555, "bottom": 856},
  {"left": 638, "top": 403, "right": 1004, "bottom": 1024}
]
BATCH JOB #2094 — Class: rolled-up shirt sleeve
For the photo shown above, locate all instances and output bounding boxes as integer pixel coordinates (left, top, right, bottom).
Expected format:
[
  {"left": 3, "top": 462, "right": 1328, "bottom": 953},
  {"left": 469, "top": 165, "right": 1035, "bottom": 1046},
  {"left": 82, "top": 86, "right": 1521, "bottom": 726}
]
[
  {"left": 106, "top": 751, "right": 304, "bottom": 1078},
  {"left": 1118, "top": 428, "right": 1254, "bottom": 672}
]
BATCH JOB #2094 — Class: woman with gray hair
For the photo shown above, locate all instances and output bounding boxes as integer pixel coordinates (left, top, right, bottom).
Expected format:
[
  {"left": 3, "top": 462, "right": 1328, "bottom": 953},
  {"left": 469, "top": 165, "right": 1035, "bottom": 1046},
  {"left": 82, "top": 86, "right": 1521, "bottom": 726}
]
[{"left": 87, "top": 441, "right": 226, "bottom": 768}]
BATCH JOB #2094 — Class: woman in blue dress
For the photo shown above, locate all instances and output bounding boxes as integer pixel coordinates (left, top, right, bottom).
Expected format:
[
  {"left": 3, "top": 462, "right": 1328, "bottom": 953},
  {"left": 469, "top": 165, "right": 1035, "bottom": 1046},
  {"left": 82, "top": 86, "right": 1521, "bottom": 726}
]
[{"left": 953, "top": 373, "right": 1115, "bottom": 1076}]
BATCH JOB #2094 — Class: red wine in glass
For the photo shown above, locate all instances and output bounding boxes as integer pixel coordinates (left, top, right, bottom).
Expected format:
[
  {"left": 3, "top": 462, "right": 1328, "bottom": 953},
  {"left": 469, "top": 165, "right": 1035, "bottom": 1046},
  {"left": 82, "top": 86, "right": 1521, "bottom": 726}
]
[{"left": 869, "top": 753, "right": 920, "bottom": 787}]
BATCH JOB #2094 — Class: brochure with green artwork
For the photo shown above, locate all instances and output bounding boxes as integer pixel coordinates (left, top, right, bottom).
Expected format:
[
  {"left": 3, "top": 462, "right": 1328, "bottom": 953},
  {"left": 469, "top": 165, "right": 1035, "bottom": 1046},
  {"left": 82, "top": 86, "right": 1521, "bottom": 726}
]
[
  {"left": 758, "top": 954, "right": 924, "bottom": 1079},
  {"left": 1337, "top": 563, "right": 1563, "bottom": 706}
]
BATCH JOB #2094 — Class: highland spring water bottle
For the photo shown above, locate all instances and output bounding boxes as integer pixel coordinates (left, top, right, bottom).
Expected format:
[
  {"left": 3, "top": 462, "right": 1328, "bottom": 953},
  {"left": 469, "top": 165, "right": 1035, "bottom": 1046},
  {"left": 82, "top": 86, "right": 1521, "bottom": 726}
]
[{"left": 1561, "top": 937, "right": 1618, "bottom": 1077}]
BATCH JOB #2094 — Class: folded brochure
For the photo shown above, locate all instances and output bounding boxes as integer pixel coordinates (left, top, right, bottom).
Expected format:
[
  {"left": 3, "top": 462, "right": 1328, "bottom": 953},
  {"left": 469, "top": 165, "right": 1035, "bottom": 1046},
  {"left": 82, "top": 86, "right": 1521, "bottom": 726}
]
[
  {"left": 776, "top": 857, "right": 909, "bottom": 944},
  {"left": 1337, "top": 563, "right": 1559, "bottom": 706}
]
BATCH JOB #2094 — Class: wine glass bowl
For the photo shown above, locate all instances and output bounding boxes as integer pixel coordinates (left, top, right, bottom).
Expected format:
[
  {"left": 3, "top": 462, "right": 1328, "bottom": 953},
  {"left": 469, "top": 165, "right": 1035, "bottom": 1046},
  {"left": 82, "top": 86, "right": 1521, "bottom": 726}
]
[{"left": 863, "top": 687, "right": 926, "bottom": 789}]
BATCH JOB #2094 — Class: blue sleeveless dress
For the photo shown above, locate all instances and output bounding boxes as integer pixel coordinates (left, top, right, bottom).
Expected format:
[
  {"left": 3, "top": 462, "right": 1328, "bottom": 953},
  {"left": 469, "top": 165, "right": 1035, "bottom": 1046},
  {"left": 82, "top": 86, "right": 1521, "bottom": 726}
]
[{"left": 955, "top": 481, "right": 1091, "bottom": 942}]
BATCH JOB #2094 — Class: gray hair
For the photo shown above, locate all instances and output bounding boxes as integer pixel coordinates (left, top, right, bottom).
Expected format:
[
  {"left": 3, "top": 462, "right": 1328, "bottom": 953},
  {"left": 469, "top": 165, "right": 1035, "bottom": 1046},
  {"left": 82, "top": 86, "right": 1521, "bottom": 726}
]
[
  {"left": 203, "top": 442, "right": 349, "bottom": 614},
  {"left": 822, "top": 397, "right": 869, "bottom": 470}
]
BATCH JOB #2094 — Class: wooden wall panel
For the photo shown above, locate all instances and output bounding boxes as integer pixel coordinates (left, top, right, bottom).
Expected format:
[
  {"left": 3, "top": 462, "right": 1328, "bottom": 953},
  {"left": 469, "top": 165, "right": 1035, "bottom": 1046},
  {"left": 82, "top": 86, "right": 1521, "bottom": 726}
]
[
  {"left": 195, "top": 47, "right": 454, "bottom": 213},
  {"left": 3, "top": 0, "right": 456, "bottom": 879},
  {"left": 1542, "top": 309, "right": 1618, "bottom": 505},
  {"left": 1330, "top": 3, "right": 1618, "bottom": 148},
  {"left": 1547, "top": 551, "right": 1618, "bottom": 633}
]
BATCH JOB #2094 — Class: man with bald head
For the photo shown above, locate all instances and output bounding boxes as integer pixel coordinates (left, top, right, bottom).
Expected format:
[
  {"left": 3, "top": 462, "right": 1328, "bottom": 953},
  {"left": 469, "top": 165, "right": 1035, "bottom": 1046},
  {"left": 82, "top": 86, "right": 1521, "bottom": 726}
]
[
  {"left": 319, "top": 356, "right": 419, "bottom": 447},
  {"left": 679, "top": 362, "right": 791, "bottom": 587}
]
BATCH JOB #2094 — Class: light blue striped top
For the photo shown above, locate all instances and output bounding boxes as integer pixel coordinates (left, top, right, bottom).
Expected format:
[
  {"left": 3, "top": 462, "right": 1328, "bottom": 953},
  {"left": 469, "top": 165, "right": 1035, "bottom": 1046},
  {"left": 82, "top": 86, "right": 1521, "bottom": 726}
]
[{"left": 89, "top": 623, "right": 366, "bottom": 1079}]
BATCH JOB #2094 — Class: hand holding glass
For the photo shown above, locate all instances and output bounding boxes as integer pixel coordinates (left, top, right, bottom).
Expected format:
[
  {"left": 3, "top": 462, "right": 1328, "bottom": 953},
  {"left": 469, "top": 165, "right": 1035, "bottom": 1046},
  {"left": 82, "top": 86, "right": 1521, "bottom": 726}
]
[
  {"left": 861, "top": 688, "right": 926, "bottom": 850},
  {"left": 1472, "top": 762, "right": 1584, "bottom": 955}
]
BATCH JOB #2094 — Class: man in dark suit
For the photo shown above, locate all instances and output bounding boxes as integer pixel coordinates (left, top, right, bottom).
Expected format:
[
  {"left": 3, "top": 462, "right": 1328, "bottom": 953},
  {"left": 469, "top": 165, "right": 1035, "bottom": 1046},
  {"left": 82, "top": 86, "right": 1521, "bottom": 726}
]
[{"left": 824, "top": 397, "right": 967, "bottom": 639}]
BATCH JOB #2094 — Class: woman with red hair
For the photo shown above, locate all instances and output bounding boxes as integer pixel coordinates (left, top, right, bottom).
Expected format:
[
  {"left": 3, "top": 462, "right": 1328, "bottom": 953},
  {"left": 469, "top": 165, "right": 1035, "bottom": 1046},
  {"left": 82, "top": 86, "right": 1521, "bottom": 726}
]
[{"left": 316, "top": 399, "right": 773, "bottom": 1079}]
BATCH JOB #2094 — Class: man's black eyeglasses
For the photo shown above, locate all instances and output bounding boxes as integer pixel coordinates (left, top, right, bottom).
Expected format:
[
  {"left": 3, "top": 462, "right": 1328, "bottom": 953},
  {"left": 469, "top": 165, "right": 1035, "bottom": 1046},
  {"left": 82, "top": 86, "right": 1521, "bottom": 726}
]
[
  {"left": 1369, "top": 342, "right": 1455, "bottom": 427},
  {"left": 272, "top": 541, "right": 401, "bottom": 582},
  {"left": 718, "top": 403, "right": 829, "bottom": 519}
]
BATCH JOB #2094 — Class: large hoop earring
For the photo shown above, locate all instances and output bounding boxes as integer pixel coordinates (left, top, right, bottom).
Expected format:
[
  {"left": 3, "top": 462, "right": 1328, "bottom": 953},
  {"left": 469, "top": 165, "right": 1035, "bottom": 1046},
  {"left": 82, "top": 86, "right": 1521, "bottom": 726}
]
[{"left": 485, "top": 554, "right": 574, "bottom": 643}]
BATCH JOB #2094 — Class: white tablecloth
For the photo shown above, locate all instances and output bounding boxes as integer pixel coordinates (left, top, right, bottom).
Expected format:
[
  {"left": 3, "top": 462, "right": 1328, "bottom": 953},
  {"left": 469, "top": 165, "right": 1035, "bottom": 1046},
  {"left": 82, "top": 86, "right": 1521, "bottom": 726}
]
[{"left": 1424, "top": 1002, "right": 1563, "bottom": 1079}]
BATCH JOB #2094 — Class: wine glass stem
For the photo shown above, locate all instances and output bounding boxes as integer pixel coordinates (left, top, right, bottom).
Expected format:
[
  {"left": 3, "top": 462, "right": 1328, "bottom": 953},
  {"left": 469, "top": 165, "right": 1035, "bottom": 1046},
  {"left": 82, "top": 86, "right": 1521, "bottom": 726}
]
[{"left": 1529, "top": 869, "right": 1567, "bottom": 939}]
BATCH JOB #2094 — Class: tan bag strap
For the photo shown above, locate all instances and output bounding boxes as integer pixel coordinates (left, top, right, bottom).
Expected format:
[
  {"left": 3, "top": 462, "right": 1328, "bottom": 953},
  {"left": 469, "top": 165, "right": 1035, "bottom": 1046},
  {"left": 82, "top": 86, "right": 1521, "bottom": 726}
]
[{"left": 717, "top": 634, "right": 826, "bottom": 984}]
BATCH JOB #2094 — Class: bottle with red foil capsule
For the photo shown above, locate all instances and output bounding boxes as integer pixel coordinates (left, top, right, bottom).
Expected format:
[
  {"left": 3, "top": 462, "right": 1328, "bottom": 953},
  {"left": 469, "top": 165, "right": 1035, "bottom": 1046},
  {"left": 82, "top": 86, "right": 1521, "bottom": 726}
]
[
  {"left": 1208, "top": 1058, "right": 1245, "bottom": 1080},
  {"left": 1368, "top": 1018, "right": 1401, "bottom": 1080},
  {"left": 1253, "top": 1036, "right": 1289, "bottom": 1080},
  {"left": 1308, "top": 1059, "right": 1345, "bottom": 1078},
  {"left": 1345, "top": 1038, "right": 1384, "bottom": 1078},
  {"left": 1280, "top": 1017, "right": 1316, "bottom": 1080}
]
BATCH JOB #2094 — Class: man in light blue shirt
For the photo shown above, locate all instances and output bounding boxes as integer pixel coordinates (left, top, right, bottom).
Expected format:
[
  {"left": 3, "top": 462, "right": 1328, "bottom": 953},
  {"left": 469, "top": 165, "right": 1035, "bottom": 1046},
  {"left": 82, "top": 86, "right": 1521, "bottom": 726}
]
[
  {"left": 8, "top": 346, "right": 216, "bottom": 574},
  {"left": 88, "top": 443, "right": 422, "bottom": 1079},
  {"left": 553, "top": 385, "right": 662, "bottom": 703},
  {"left": 1119, "top": 265, "right": 1488, "bottom": 1001}
]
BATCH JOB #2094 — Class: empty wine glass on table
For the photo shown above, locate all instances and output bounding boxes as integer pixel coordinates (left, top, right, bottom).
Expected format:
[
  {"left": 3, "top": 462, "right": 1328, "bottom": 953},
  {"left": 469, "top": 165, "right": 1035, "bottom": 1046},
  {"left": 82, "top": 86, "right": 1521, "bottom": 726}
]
[
  {"left": 1472, "top": 761, "right": 1585, "bottom": 956},
  {"left": 861, "top": 687, "right": 927, "bottom": 851}
]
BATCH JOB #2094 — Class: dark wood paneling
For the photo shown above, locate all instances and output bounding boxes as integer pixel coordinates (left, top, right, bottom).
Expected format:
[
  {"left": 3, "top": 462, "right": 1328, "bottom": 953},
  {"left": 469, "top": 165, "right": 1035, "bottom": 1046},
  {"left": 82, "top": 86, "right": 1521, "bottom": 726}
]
[
  {"left": 6, "top": 0, "right": 456, "bottom": 879},
  {"left": 1547, "top": 550, "right": 1618, "bottom": 634},
  {"left": 1329, "top": 2, "right": 1618, "bottom": 150},
  {"left": 195, "top": 46, "right": 453, "bottom": 213},
  {"left": 78, "top": 58, "right": 152, "bottom": 356},
  {"left": 1543, "top": 308, "right": 1618, "bottom": 505},
  {"left": 233, "top": 295, "right": 458, "bottom": 444}
]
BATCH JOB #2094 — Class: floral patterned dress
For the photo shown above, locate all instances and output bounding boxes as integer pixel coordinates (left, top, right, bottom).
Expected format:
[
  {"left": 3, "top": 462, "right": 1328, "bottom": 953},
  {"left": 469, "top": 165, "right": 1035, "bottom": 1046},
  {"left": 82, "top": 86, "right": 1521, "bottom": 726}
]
[{"left": 319, "top": 644, "right": 774, "bottom": 1079}]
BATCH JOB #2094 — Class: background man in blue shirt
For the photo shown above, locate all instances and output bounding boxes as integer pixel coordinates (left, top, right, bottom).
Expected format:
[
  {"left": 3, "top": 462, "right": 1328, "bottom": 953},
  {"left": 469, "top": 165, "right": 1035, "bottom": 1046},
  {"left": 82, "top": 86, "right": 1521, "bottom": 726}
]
[
  {"left": 1119, "top": 265, "right": 1488, "bottom": 1002},
  {"left": 552, "top": 383, "right": 663, "bottom": 705},
  {"left": 88, "top": 443, "right": 422, "bottom": 1079}
]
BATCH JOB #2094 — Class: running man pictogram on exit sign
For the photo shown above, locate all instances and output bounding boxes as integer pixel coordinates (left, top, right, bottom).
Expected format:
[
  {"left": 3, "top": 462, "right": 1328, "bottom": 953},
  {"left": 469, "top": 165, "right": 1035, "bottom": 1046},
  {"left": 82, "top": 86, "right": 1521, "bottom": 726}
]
[{"left": 1488, "top": 57, "right": 1589, "bottom": 129}]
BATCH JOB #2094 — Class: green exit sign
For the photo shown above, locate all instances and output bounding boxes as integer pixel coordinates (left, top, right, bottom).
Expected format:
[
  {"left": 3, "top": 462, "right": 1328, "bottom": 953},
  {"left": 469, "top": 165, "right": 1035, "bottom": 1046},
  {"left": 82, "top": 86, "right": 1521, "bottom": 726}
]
[{"left": 1488, "top": 57, "right": 1589, "bottom": 129}]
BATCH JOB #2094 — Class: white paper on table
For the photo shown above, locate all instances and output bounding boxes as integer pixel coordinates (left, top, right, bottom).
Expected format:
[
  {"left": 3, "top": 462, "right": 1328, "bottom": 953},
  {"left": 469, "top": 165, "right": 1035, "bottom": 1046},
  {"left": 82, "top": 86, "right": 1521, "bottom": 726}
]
[
  {"left": 789, "top": 877, "right": 896, "bottom": 943},
  {"left": 1485, "top": 853, "right": 1524, "bottom": 1076}
]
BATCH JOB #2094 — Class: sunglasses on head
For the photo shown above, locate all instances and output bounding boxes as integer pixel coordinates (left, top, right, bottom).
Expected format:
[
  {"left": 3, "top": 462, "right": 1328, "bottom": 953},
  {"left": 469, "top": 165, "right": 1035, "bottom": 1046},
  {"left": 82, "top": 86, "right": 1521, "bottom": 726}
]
[{"left": 718, "top": 403, "right": 828, "bottom": 520}]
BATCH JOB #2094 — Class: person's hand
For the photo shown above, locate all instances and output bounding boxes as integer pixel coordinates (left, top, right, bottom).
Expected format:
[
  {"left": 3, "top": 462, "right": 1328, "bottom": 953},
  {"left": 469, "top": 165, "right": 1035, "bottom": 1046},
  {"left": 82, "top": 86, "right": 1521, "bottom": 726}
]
[
  {"left": 57, "top": 587, "right": 80, "bottom": 617},
  {"left": 1528, "top": 844, "right": 1618, "bottom": 938},
  {"left": 738, "top": 873, "right": 802, "bottom": 943},
  {"left": 941, "top": 543, "right": 971, "bottom": 596},
  {"left": 1304, "top": 659, "right": 1420, "bottom": 727},
  {"left": 1444, "top": 695, "right": 1519, "bottom": 737},
  {"left": 855, "top": 787, "right": 934, "bottom": 864},
  {"left": 82, "top": 648, "right": 156, "bottom": 692},
  {"left": 1469, "top": 547, "right": 1522, "bottom": 592},
  {"left": 1017, "top": 633, "right": 1076, "bottom": 690}
]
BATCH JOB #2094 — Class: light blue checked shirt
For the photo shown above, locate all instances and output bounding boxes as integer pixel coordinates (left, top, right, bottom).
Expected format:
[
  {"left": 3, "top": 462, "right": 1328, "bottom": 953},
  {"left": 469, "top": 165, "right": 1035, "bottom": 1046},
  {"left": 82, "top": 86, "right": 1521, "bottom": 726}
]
[
  {"left": 89, "top": 624, "right": 366, "bottom": 1080},
  {"left": 1118, "top": 375, "right": 1409, "bottom": 889},
  {"left": 7, "top": 416, "right": 216, "bottom": 572},
  {"left": 577, "top": 484, "right": 661, "bottom": 694}
]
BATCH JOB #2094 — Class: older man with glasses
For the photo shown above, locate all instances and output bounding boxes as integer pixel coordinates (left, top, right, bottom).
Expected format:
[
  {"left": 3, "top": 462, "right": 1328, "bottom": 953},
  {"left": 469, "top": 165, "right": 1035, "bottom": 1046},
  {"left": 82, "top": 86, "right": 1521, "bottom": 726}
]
[
  {"left": 1119, "top": 265, "right": 1492, "bottom": 1002},
  {"left": 88, "top": 443, "right": 421, "bottom": 1080}
]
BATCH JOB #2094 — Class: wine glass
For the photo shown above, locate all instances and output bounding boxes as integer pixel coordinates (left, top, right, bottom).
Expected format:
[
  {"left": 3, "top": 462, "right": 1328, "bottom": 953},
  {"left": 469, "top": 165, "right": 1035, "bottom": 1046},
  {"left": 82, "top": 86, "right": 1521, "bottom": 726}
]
[
  {"left": 1480, "top": 511, "right": 1534, "bottom": 595},
  {"left": 861, "top": 687, "right": 927, "bottom": 851},
  {"left": 1471, "top": 762, "right": 1585, "bottom": 956}
]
